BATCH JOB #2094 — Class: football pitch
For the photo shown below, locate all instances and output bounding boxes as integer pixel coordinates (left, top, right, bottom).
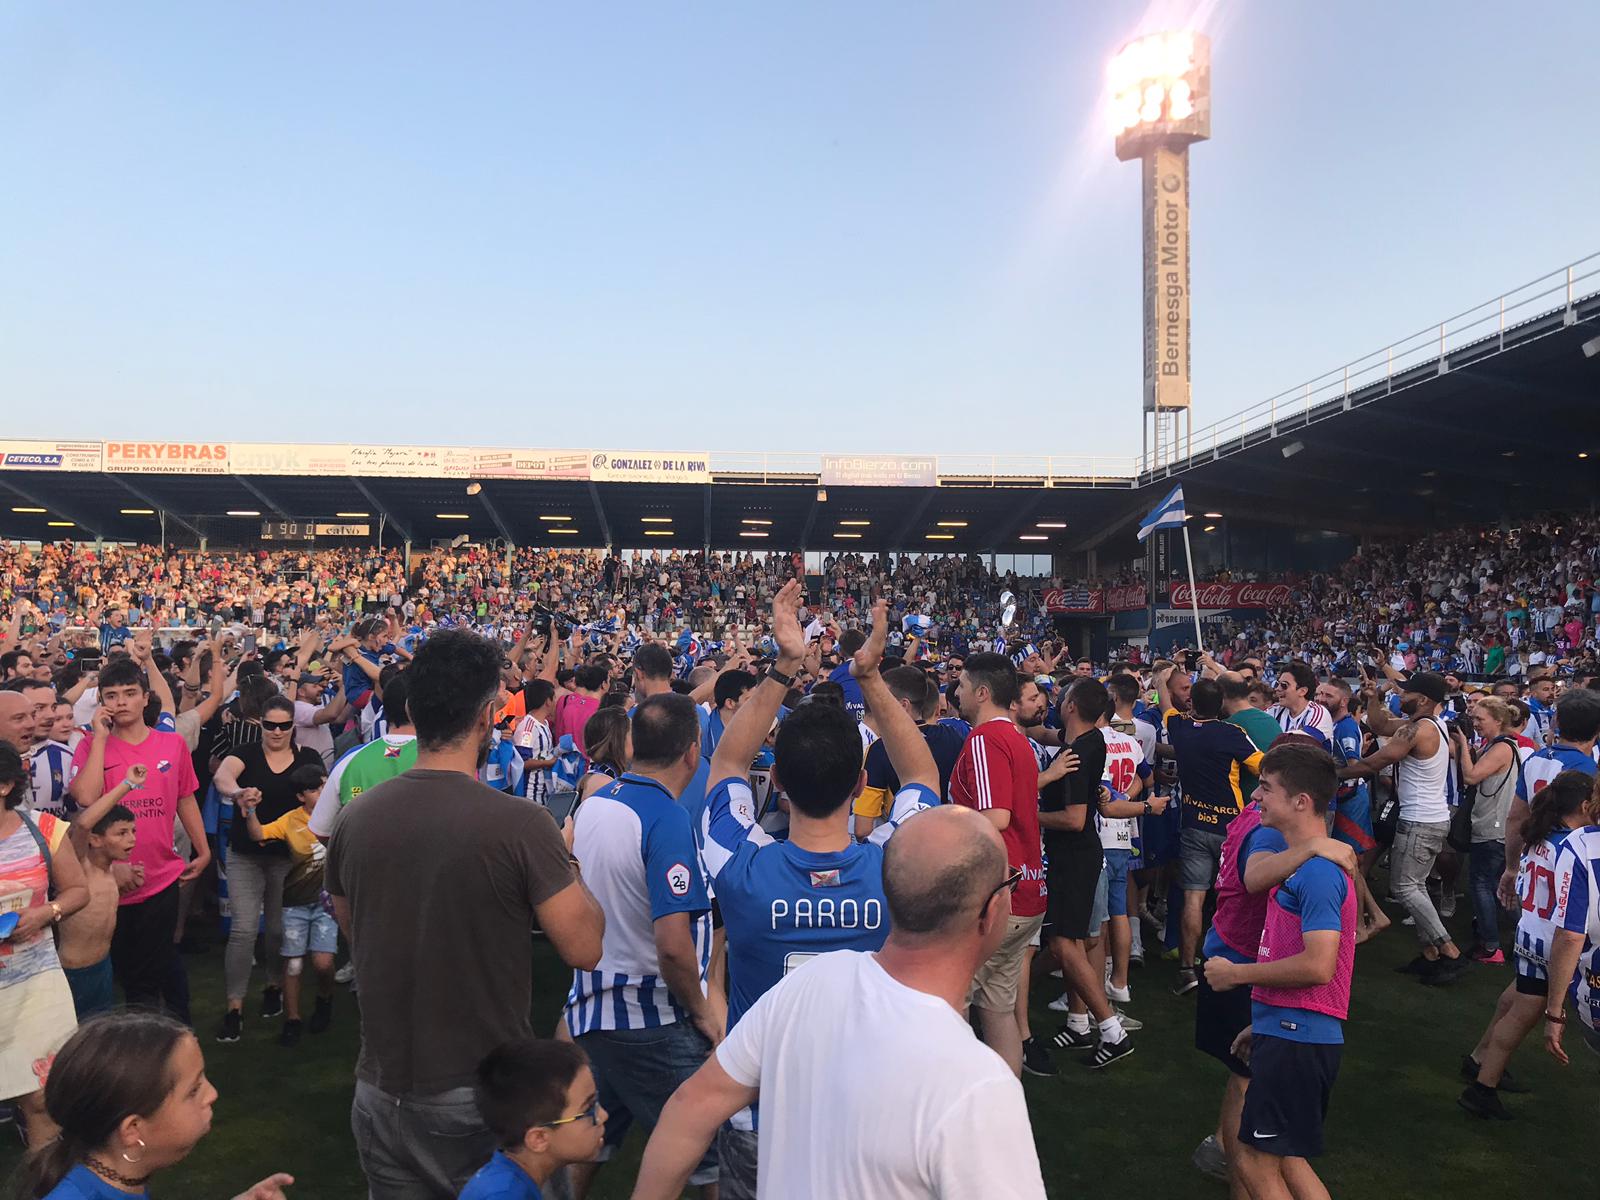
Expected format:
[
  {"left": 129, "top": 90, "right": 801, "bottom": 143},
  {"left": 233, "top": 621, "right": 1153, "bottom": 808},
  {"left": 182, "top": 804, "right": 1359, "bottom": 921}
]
[{"left": 2, "top": 892, "right": 1586, "bottom": 1200}]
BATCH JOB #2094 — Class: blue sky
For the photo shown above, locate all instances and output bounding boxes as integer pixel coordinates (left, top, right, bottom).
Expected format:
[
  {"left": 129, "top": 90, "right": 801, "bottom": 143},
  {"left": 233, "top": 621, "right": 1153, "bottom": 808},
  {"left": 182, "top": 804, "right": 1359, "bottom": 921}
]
[{"left": 3, "top": 1, "right": 1596, "bottom": 463}]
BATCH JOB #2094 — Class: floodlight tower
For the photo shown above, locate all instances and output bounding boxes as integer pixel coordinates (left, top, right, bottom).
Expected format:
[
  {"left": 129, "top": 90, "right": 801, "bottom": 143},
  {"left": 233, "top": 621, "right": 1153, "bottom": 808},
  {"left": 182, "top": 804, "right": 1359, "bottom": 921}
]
[{"left": 1110, "top": 30, "right": 1211, "bottom": 471}]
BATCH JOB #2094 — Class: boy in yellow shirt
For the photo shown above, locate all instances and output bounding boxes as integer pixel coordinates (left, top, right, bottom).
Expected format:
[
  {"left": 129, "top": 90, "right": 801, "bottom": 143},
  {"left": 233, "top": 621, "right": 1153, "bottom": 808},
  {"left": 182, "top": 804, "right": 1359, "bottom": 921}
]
[{"left": 242, "top": 763, "right": 335, "bottom": 1046}]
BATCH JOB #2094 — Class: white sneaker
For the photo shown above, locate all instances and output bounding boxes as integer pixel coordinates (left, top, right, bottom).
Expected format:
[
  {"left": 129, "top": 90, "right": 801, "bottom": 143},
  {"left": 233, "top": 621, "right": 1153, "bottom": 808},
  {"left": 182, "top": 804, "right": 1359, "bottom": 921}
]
[
  {"left": 1439, "top": 892, "right": 1457, "bottom": 918},
  {"left": 1047, "top": 993, "right": 1074, "bottom": 1013},
  {"left": 1106, "top": 982, "right": 1131, "bottom": 1004},
  {"left": 335, "top": 963, "right": 357, "bottom": 985},
  {"left": 1112, "top": 1007, "right": 1143, "bottom": 1032}
]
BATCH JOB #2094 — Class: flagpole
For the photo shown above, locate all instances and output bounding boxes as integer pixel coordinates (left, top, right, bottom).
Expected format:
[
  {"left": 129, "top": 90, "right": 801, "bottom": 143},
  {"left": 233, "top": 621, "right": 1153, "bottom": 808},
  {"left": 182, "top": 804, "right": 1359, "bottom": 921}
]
[{"left": 1180, "top": 522, "right": 1204, "bottom": 649}]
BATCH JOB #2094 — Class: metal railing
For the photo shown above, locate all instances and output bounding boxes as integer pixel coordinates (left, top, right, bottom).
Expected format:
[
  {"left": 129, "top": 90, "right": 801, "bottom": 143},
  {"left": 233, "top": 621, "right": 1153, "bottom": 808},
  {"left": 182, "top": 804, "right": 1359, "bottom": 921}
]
[
  {"left": 1136, "top": 251, "right": 1600, "bottom": 477},
  {"left": 707, "top": 451, "right": 1137, "bottom": 486}
]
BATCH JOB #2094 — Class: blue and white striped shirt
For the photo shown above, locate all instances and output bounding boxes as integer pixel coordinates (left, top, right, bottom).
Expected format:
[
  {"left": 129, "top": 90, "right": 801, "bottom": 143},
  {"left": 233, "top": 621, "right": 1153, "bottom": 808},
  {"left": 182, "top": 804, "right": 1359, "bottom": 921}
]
[
  {"left": 564, "top": 773, "right": 712, "bottom": 1036},
  {"left": 29, "top": 741, "right": 76, "bottom": 817}
]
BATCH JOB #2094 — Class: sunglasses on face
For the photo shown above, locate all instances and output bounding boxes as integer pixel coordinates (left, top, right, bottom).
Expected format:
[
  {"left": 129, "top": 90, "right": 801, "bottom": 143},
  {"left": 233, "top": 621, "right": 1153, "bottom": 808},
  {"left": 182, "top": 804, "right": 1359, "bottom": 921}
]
[
  {"left": 541, "top": 1097, "right": 601, "bottom": 1128},
  {"left": 261, "top": 719, "right": 294, "bottom": 732},
  {"left": 984, "top": 866, "right": 1024, "bottom": 911}
]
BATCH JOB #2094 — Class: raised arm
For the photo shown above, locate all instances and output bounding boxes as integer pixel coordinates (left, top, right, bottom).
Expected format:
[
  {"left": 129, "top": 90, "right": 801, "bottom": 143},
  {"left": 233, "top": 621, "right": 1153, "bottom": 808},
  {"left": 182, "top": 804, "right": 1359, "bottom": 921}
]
[
  {"left": 853, "top": 598, "right": 939, "bottom": 795},
  {"left": 708, "top": 579, "right": 804, "bottom": 792}
]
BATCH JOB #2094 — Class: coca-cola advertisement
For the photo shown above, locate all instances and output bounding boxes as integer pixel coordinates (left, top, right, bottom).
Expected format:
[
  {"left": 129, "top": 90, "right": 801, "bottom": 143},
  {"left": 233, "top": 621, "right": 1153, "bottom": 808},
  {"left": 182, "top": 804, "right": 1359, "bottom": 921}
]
[
  {"left": 1104, "top": 584, "right": 1147, "bottom": 612},
  {"left": 1168, "top": 581, "right": 1292, "bottom": 609},
  {"left": 1044, "top": 587, "right": 1105, "bottom": 614}
]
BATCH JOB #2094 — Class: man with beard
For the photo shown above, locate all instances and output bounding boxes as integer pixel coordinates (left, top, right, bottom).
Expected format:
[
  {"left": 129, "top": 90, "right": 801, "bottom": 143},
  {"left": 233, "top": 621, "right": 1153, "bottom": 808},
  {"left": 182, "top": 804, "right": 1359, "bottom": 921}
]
[
  {"left": 326, "top": 630, "right": 606, "bottom": 1200},
  {"left": 1317, "top": 678, "right": 1389, "bottom": 940},
  {"left": 1343, "top": 672, "right": 1466, "bottom": 984}
]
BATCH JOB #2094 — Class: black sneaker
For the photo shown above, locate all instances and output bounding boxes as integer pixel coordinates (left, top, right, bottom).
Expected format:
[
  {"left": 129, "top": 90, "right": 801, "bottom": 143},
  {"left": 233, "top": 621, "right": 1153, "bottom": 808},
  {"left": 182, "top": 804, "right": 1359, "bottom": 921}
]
[
  {"left": 1087, "top": 1035, "right": 1135, "bottom": 1070},
  {"left": 1394, "top": 954, "right": 1434, "bottom": 975},
  {"left": 1021, "top": 1037, "right": 1057, "bottom": 1077},
  {"left": 216, "top": 1010, "right": 242, "bottom": 1044},
  {"left": 1171, "top": 968, "right": 1199, "bottom": 996},
  {"left": 259, "top": 986, "right": 284, "bottom": 1018},
  {"left": 309, "top": 996, "right": 333, "bottom": 1035},
  {"left": 1460, "top": 1055, "right": 1530, "bottom": 1093},
  {"left": 278, "top": 1019, "right": 303, "bottom": 1048},
  {"left": 1050, "top": 1025, "right": 1097, "bottom": 1052},
  {"left": 1456, "top": 1082, "right": 1511, "bottom": 1120},
  {"left": 1421, "top": 956, "right": 1468, "bottom": 986}
]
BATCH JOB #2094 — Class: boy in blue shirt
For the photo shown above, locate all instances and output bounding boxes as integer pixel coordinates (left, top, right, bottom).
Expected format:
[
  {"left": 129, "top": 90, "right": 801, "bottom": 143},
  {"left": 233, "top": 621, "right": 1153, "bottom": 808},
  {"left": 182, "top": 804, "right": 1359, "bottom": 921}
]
[{"left": 460, "top": 1039, "right": 607, "bottom": 1200}]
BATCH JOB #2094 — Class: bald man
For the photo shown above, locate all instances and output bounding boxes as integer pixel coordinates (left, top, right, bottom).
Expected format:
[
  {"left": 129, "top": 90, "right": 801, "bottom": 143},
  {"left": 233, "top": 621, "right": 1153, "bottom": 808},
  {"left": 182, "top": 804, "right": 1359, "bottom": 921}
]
[
  {"left": 630, "top": 806, "right": 1047, "bottom": 1200},
  {"left": 0, "top": 690, "right": 36, "bottom": 753}
]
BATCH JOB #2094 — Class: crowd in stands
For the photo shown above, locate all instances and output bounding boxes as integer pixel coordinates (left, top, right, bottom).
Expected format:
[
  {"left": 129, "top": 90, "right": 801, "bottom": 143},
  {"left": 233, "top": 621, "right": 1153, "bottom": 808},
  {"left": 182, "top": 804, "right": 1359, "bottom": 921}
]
[{"left": 0, "top": 512, "right": 1598, "bottom": 1199}]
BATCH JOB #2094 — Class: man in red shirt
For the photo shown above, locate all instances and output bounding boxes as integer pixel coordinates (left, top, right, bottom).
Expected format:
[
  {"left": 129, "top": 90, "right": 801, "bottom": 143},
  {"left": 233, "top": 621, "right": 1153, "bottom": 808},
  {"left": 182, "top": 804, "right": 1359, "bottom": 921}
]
[{"left": 950, "top": 652, "right": 1045, "bottom": 1077}]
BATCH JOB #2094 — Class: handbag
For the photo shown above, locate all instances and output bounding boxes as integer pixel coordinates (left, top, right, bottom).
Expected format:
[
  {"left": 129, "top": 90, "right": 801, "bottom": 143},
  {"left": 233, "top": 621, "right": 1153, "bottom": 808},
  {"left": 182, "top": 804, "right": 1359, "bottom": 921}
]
[{"left": 1447, "top": 735, "right": 1518, "bottom": 854}]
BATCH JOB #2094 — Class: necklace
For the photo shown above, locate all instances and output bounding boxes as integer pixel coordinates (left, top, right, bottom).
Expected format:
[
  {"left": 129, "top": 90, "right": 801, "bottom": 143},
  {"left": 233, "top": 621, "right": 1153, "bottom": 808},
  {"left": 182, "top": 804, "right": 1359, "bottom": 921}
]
[{"left": 85, "top": 1156, "right": 151, "bottom": 1190}]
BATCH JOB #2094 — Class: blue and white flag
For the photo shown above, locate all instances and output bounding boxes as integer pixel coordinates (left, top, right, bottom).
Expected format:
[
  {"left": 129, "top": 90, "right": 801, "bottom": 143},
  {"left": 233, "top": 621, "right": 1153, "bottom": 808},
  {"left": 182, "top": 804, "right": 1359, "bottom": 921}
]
[
  {"left": 1136, "top": 485, "right": 1187, "bottom": 542},
  {"left": 902, "top": 613, "right": 932, "bottom": 638}
]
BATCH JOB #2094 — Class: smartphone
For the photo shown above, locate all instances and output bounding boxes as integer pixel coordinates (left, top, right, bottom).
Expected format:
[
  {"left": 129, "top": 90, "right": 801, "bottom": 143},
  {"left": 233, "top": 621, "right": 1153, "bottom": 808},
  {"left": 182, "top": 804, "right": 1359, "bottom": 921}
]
[
  {"left": 1184, "top": 650, "right": 1200, "bottom": 672},
  {"left": 244, "top": 633, "right": 258, "bottom": 654},
  {"left": 546, "top": 789, "right": 584, "bottom": 826}
]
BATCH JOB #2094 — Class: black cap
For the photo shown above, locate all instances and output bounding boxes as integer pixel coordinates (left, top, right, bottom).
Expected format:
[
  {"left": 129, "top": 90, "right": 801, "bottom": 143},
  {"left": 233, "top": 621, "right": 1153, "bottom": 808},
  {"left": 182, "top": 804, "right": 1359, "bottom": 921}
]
[
  {"left": 295, "top": 672, "right": 325, "bottom": 685},
  {"left": 1400, "top": 671, "right": 1448, "bottom": 704}
]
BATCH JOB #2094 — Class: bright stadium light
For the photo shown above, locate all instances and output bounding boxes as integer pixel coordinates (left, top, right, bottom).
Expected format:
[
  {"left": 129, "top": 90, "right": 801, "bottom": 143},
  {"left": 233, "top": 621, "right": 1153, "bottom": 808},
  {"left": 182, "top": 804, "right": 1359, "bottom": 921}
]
[
  {"left": 11, "top": 507, "right": 46, "bottom": 514},
  {"left": 120, "top": 508, "right": 156, "bottom": 515},
  {"left": 466, "top": 482, "right": 482, "bottom": 496},
  {"left": 47, "top": 521, "right": 74, "bottom": 527},
  {"left": 1203, "top": 511, "right": 1222, "bottom": 518},
  {"left": 926, "top": 533, "right": 955, "bottom": 541},
  {"left": 644, "top": 529, "right": 673, "bottom": 537},
  {"left": 641, "top": 516, "right": 672, "bottom": 524},
  {"left": 1020, "top": 535, "right": 1048, "bottom": 541},
  {"left": 742, "top": 519, "right": 773, "bottom": 526},
  {"left": 1109, "top": 30, "right": 1209, "bottom": 151},
  {"left": 335, "top": 511, "right": 369, "bottom": 518},
  {"left": 937, "top": 520, "right": 968, "bottom": 528},
  {"left": 436, "top": 513, "right": 469, "bottom": 520},
  {"left": 834, "top": 532, "right": 862, "bottom": 539},
  {"left": 548, "top": 527, "right": 579, "bottom": 534},
  {"left": 539, "top": 515, "right": 572, "bottom": 522},
  {"left": 740, "top": 531, "right": 767, "bottom": 538},
  {"left": 839, "top": 519, "right": 871, "bottom": 527},
  {"left": 226, "top": 510, "right": 261, "bottom": 517}
]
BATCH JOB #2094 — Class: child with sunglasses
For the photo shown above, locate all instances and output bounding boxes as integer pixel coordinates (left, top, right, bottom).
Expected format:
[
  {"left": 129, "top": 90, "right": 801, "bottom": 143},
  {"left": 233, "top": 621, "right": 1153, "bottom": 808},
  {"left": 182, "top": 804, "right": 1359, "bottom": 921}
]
[{"left": 461, "top": 1038, "right": 607, "bottom": 1200}]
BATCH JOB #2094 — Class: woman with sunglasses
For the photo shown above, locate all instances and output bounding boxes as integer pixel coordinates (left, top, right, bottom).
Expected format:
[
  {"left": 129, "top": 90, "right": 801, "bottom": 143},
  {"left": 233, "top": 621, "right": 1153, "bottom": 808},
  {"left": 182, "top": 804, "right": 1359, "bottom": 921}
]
[{"left": 211, "top": 694, "right": 323, "bottom": 1045}]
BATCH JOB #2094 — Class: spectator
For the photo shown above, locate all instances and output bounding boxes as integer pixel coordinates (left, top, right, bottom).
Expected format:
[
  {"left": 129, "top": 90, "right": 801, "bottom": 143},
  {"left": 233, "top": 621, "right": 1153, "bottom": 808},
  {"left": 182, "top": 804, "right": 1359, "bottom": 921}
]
[
  {"left": 949, "top": 651, "right": 1047, "bottom": 1077},
  {"left": 460, "top": 1039, "right": 607, "bottom": 1200},
  {"left": 211, "top": 694, "right": 325, "bottom": 1043},
  {"left": 58, "top": 772, "right": 145, "bottom": 1020},
  {"left": 67, "top": 658, "right": 209, "bottom": 1019},
  {"left": 575, "top": 707, "right": 632, "bottom": 804},
  {"left": 12, "top": 1010, "right": 293, "bottom": 1200},
  {"left": 511, "top": 678, "right": 559, "bottom": 806},
  {"left": 564, "top": 693, "right": 718, "bottom": 1199},
  {"left": 307, "top": 671, "right": 417, "bottom": 840},
  {"left": 327, "top": 630, "right": 604, "bottom": 1200},
  {"left": 291, "top": 670, "right": 348, "bottom": 769},
  {"left": 628, "top": 805, "right": 1047, "bottom": 1200},
  {"left": 1450, "top": 696, "right": 1523, "bottom": 965},
  {"left": 0, "top": 741, "right": 90, "bottom": 1147}
]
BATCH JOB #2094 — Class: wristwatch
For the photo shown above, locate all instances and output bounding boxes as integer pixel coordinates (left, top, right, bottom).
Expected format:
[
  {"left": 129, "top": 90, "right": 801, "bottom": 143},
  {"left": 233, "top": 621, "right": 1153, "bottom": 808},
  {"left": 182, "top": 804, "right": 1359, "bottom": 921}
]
[
  {"left": 766, "top": 665, "right": 795, "bottom": 689},
  {"left": 1143, "top": 800, "right": 1152, "bottom": 816}
]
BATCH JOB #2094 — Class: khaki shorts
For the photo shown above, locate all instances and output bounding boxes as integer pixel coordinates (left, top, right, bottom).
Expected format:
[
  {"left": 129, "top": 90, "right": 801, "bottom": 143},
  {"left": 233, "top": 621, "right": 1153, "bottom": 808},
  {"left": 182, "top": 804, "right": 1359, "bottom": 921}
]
[{"left": 969, "top": 913, "right": 1045, "bottom": 1012}]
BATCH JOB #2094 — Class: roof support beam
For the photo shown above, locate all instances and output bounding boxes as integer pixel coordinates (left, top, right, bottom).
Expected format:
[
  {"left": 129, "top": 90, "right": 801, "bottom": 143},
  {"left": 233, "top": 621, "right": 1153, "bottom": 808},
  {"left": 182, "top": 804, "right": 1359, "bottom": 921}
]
[
  {"left": 983, "top": 490, "right": 1047, "bottom": 551},
  {"left": 103, "top": 475, "right": 202, "bottom": 538},
  {"left": 0, "top": 477, "right": 105, "bottom": 539},
  {"left": 889, "top": 490, "right": 936, "bottom": 551},
  {"left": 586, "top": 482, "right": 613, "bottom": 549},
  {"left": 352, "top": 480, "right": 412, "bottom": 543},
  {"left": 236, "top": 477, "right": 296, "bottom": 517},
  {"left": 476, "top": 484, "right": 517, "bottom": 547},
  {"left": 798, "top": 492, "right": 822, "bottom": 551}
]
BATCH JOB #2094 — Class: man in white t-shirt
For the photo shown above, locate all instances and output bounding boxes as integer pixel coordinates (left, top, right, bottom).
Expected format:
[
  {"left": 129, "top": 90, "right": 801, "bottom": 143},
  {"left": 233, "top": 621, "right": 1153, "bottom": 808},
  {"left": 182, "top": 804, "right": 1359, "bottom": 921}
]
[
  {"left": 629, "top": 804, "right": 1047, "bottom": 1200},
  {"left": 292, "top": 672, "right": 348, "bottom": 768}
]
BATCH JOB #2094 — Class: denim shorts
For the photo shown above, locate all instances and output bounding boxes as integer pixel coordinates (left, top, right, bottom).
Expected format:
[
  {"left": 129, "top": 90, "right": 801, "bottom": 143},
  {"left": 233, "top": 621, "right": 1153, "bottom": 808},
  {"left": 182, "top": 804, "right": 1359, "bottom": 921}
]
[
  {"left": 281, "top": 902, "right": 338, "bottom": 958},
  {"left": 1102, "top": 848, "right": 1133, "bottom": 918},
  {"left": 579, "top": 1022, "right": 718, "bottom": 1185}
]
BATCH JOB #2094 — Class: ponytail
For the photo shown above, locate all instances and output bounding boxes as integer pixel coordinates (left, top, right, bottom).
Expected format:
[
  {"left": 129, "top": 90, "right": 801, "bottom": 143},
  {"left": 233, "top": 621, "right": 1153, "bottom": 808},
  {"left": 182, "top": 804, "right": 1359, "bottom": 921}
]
[
  {"left": 13, "top": 1132, "right": 88, "bottom": 1200},
  {"left": 1523, "top": 770, "right": 1595, "bottom": 851}
]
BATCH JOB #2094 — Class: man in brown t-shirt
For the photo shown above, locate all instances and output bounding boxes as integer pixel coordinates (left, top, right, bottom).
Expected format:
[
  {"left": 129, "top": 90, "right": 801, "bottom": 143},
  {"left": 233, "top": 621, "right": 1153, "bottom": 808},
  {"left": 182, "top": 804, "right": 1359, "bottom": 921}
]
[{"left": 327, "top": 631, "right": 604, "bottom": 1200}]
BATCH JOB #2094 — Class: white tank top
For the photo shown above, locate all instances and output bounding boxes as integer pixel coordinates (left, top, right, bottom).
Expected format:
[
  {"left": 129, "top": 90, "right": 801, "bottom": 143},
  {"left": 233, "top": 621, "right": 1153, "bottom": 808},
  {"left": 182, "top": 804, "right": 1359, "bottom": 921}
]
[{"left": 1394, "top": 716, "right": 1451, "bottom": 823}]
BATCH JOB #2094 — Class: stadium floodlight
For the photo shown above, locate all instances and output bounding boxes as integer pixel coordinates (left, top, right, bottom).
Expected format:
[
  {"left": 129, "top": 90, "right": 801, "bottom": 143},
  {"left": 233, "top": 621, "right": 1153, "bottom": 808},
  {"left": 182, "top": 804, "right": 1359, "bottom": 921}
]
[
  {"left": 925, "top": 533, "right": 955, "bottom": 541},
  {"left": 1019, "top": 535, "right": 1048, "bottom": 541},
  {"left": 739, "top": 531, "right": 768, "bottom": 538},
  {"left": 466, "top": 482, "right": 482, "bottom": 496},
  {"left": 120, "top": 508, "right": 155, "bottom": 515},
  {"left": 1582, "top": 334, "right": 1600, "bottom": 358},
  {"left": 1203, "top": 524, "right": 1217, "bottom": 532},
  {"left": 1203, "top": 511, "right": 1222, "bottom": 518},
  {"left": 47, "top": 521, "right": 74, "bottom": 527},
  {"left": 539, "top": 515, "right": 571, "bottom": 522},
  {"left": 644, "top": 530, "right": 673, "bottom": 537},
  {"left": 335, "top": 511, "right": 369, "bottom": 518},
  {"left": 11, "top": 507, "right": 46, "bottom": 514},
  {"left": 834, "top": 532, "right": 862, "bottom": 539},
  {"left": 839, "top": 519, "right": 870, "bottom": 526},
  {"left": 1036, "top": 521, "right": 1067, "bottom": 529},
  {"left": 937, "top": 520, "right": 969, "bottom": 528},
  {"left": 640, "top": 516, "right": 672, "bottom": 523},
  {"left": 226, "top": 510, "right": 261, "bottom": 517},
  {"left": 742, "top": 519, "right": 773, "bottom": 526},
  {"left": 1110, "top": 31, "right": 1210, "bottom": 155},
  {"left": 435, "top": 513, "right": 469, "bottom": 519},
  {"left": 548, "top": 527, "right": 579, "bottom": 534}
]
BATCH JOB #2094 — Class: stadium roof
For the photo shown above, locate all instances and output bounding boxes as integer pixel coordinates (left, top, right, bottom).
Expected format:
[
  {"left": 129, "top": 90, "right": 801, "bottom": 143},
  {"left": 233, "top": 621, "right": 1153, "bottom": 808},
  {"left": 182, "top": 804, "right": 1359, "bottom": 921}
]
[{"left": 2, "top": 256, "right": 1596, "bottom": 556}]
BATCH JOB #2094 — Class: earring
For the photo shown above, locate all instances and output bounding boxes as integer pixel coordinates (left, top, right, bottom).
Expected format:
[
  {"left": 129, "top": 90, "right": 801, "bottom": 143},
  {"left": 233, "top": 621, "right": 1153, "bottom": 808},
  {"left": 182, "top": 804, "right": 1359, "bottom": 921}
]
[{"left": 122, "top": 1137, "right": 147, "bottom": 1165}]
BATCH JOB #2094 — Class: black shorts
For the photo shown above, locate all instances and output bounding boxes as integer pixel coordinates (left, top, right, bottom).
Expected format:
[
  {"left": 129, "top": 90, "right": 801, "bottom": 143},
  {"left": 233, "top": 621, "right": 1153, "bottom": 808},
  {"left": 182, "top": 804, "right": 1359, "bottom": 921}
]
[
  {"left": 1238, "top": 1035, "right": 1341, "bottom": 1160},
  {"left": 1045, "top": 847, "right": 1104, "bottom": 941},
  {"left": 1514, "top": 971, "right": 1548, "bottom": 997},
  {"left": 1195, "top": 959, "right": 1252, "bottom": 1078}
]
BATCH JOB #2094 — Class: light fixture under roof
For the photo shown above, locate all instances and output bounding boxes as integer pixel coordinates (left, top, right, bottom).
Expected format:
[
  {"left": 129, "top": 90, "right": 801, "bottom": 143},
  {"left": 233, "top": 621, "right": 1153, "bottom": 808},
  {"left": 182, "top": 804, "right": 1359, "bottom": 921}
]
[
  {"left": 739, "top": 531, "right": 768, "bottom": 538},
  {"left": 839, "top": 519, "right": 871, "bottom": 527},
  {"left": 548, "top": 528, "right": 578, "bottom": 535},
  {"left": 936, "top": 520, "right": 968, "bottom": 528},
  {"left": 11, "top": 507, "right": 46, "bottom": 514},
  {"left": 834, "top": 532, "right": 862, "bottom": 539},
  {"left": 742, "top": 518, "right": 773, "bottom": 526},
  {"left": 120, "top": 508, "right": 155, "bottom": 516},
  {"left": 435, "top": 513, "right": 469, "bottom": 520},
  {"left": 466, "top": 482, "right": 482, "bottom": 496},
  {"left": 1035, "top": 521, "right": 1066, "bottom": 529},
  {"left": 335, "top": 511, "right": 369, "bottom": 518},
  {"left": 47, "top": 521, "right": 74, "bottom": 527},
  {"left": 539, "top": 515, "right": 572, "bottom": 522},
  {"left": 926, "top": 533, "right": 955, "bottom": 541},
  {"left": 226, "top": 510, "right": 261, "bottom": 517},
  {"left": 1203, "top": 511, "right": 1222, "bottom": 518},
  {"left": 1019, "top": 535, "right": 1048, "bottom": 541},
  {"left": 1203, "top": 524, "right": 1217, "bottom": 532},
  {"left": 640, "top": 516, "right": 672, "bottom": 524}
]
